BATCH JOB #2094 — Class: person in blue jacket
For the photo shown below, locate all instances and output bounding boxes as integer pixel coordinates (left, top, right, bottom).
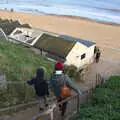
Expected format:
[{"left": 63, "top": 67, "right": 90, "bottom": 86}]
[{"left": 50, "top": 61, "right": 81, "bottom": 116}]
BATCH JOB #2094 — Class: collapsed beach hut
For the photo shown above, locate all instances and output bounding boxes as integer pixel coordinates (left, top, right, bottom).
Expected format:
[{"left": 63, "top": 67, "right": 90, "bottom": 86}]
[
  {"left": 9, "top": 27, "right": 58, "bottom": 45},
  {"left": 9, "top": 27, "right": 96, "bottom": 68},
  {"left": 0, "top": 19, "right": 21, "bottom": 35},
  {"left": 0, "top": 19, "right": 31, "bottom": 41}
]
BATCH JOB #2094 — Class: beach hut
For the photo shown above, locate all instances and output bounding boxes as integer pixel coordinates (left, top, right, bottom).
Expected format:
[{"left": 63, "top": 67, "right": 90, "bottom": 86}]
[
  {"left": 9, "top": 27, "right": 58, "bottom": 45},
  {"left": 9, "top": 27, "right": 96, "bottom": 68},
  {"left": 34, "top": 34, "right": 96, "bottom": 68}
]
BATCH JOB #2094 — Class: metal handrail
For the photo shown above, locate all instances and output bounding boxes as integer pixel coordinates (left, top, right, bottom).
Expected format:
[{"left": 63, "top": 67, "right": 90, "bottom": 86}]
[
  {"left": 32, "top": 92, "right": 89, "bottom": 120},
  {"left": 0, "top": 73, "right": 104, "bottom": 119},
  {"left": 0, "top": 81, "right": 55, "bottom": 114},
  {"left": 0, "top": 100, "right": 39, "bottom": 113},
  {"left": 0, "top": 81, "right": 26, "bottom": 84}
]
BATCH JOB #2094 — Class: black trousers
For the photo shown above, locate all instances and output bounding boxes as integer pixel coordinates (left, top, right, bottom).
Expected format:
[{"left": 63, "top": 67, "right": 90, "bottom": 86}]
[{"left": 57, "top": 97, "right": 67, "bottom": 116}]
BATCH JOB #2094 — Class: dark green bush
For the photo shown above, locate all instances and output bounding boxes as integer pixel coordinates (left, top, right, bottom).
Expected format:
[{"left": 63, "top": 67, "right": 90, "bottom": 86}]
[
  {"left": 72, "top": 76, "right": 120, "bottom": 120},
  {"left": 64, "top": 65, "right": 77, "bottom": 79}
]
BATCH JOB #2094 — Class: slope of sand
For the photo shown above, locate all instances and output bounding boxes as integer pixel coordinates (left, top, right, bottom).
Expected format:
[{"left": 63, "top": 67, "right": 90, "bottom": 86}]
[{"left": 0, "top": 10, "right": 120, "bottom": 49}]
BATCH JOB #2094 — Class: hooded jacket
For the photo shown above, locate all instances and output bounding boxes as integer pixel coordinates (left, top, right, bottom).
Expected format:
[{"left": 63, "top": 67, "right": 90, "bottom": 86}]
[
  {"left": 27, "top": 68, "right": 49, "bottom": 97},
  {"left": 50, "top": 70, "right": 81, "bottom": 98}
]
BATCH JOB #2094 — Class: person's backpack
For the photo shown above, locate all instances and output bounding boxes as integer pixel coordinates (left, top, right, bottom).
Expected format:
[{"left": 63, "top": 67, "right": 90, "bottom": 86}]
[{"left": 60, "top": 79, "right": 71, "bottom": 98}]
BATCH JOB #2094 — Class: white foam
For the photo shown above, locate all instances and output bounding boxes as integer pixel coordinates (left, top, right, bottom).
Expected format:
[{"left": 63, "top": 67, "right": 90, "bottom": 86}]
[{"left": 0, "top": 1, "right": 120, "bottom": 24}]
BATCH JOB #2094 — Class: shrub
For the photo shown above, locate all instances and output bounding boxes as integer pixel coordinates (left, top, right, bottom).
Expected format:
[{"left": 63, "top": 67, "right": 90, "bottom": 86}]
[
  {"left": 72, "top": 76, "right": 120, "bottom": 120},
  {"left": 64, "top": 65, "right": 85, "bottom": 82},
  {"left": 64, "top": 65, "right": 77, "bottom": 79}
]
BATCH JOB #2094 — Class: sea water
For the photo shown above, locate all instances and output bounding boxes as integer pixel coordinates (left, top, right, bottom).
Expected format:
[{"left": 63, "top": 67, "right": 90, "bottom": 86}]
[{"left": 0, "top": 0, "right": 120, "bottom": 24}]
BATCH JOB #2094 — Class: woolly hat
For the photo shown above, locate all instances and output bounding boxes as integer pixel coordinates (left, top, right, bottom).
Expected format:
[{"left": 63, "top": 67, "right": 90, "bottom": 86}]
[
  {"left": 55, "top": 61, "right": 64, "bottom": 70},
  {"left": 36, "top": 66, "right": 48, "bottom": 80}
]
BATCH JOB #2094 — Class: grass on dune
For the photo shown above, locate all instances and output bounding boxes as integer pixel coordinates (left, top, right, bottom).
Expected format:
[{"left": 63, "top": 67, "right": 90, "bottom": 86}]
[
  {"left": 0, "top": 39, "right": 54, "bottom": 81},
  {"left": 72, "top": 76, "right": 120, "bottom": 120},
  {"left": 0, "top": 39, "right": 54, "bottom": 109}
]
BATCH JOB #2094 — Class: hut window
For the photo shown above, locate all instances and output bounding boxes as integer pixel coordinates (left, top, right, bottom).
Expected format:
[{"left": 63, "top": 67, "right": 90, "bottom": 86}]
[{"left": 81, "top": 53, "right": 86, "bottom": 60}]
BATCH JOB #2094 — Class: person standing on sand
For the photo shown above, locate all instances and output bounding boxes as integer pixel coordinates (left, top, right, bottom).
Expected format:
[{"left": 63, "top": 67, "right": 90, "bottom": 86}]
[
  {"left": 95, "top": 48, "right": 101, "bottom": 63},
  {"left": 94, "top": 46, "right": 101, "bottom": 63},
  {"left": 50, "top": 61, "right": 81, "bottom": 116}
]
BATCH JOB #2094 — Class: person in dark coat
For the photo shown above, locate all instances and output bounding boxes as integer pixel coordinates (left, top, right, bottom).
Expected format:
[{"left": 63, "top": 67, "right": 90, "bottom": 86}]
[
  {"left": 27, "top": 67, "right": 49, "bottom": 111},
  {"left": 95, "top": 49, "right": 101, "bottom": 63}
]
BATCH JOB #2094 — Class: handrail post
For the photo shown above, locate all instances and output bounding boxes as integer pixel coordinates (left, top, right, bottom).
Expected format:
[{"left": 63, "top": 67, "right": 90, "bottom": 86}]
[
  {"left": 77, "top": 94, "right": 80, "bottom": 113},
  {"left": 50, "top": 109, "right": 54, "bottom": 120}
]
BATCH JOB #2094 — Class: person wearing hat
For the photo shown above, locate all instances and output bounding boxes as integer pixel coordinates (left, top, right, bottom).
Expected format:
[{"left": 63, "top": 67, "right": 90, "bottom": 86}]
[{"left": 50, "top": 61, "right": 81, "bottom": 116}]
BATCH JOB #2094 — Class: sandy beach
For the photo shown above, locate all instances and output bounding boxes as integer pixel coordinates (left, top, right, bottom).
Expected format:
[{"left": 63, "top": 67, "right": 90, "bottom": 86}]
[
  {"left": 0, "top": 10, "right": 120, "bottom": 77},
  {"left": 0, "top": 10, "right": 120, "bottom": 48}
]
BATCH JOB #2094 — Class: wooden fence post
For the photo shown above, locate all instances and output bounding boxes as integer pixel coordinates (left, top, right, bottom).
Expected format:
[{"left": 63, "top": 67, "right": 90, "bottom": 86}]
[
  {"left": 77, "top": 95, "right": 80, "bottom": 113},
  {"left": 96, "top": 73, "right": 98, "bottom": 86},
  {"left": 24, "top": 82, "right": 25, "bottom": 103}
]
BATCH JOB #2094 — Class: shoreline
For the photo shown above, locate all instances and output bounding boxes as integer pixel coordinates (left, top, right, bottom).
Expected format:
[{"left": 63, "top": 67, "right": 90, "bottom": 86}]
[
  {"left": 0, "top": 9, "right": 120, "bottom": 27},
  {"left": 0, "top": 9, "right": 120, "bottom": 49},
  {"left": 47, "top": 13, "right": 120, "bottom": 27}
]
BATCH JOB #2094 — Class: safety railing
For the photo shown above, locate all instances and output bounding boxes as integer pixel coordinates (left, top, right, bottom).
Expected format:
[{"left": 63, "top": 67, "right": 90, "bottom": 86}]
[
  {"left": 0, "top": 73, "right": 105, "bottom": 119},
  {"left": 32, "top": 87, "right": 93, "bottom": 120},
  {"left": 32, "top": 73, "right": 105, "bottom": 120},
  {"left": 0, "top": 81, "right": 37, "bottom": 113},
  {"left": 0, "top": 81, "right": 55, "bottom": 114}
]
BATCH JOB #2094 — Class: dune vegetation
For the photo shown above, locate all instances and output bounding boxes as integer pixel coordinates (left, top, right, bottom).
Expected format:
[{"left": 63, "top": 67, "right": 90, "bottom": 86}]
[
  {"left": 72, "top": 76, "right": 120, "bottom": 120},
  {"left": 0, "top": 39, "right": 53, "bottom": 108}
]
